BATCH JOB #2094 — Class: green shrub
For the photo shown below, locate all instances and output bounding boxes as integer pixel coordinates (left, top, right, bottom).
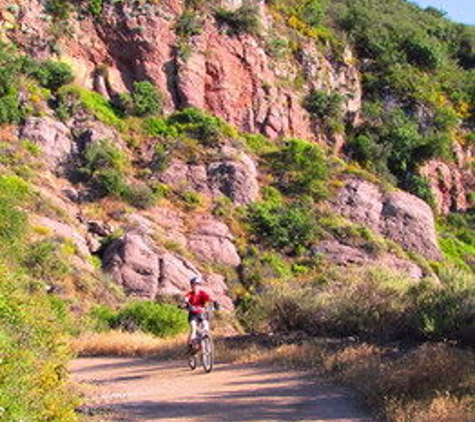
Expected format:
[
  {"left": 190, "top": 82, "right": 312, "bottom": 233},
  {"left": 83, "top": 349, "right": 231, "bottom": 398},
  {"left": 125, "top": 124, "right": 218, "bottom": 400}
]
[
  {"left": 269, "top": 138, "right": 328, "bottom": 198},
  {"left": 0, "top": 276, "right": 78, "bottom": 421},
  {"left": 124, "top": 184, "right": 158, "bottom": 209},
  {"left": 32, "top": 60, "right": 74, "bottom": 91},
  {"left": 0, "top": 175, "right": 29, "bottom": 246},
  {"left": 83, "top": 139, "right": 127, "bottom": 174},
  {"left": 438, "top": 212, "right": 475, "bottom": 271},
  {"left": 214, "top": 5, "right": 261, "bottom": 36},
  {"left": 115, "top": 301, "right": 188, "bottom": 338},
  {"left": 88, "top": 304, "right": 118, "bottom": 331},
  {"left": 151, "top": 142, "right": 172, "bottom": 172},
  {"left": 0, "top": 93, "right": 22, "bottom": 124},
  {"left": 175, "top": 11, "right": 204, "bottom": 37},
  {"left": 130, "top": 81, "right": 163, "bottom": 117},
  {"left": 116, "top": 81, "right": 162, "bottom": 117},
  {"left": 402, "top": 36, "right": 442, "bottom": 71},
  {"left": 144, "top": 117, "right": 179, "bottom": 138},
  {"left": 411, "top": 264, "right": 475, "bottom": 343},
  {"left": 304, "top": 90, "right": 344, "bottom": 125},
  {"left": 248, "top": 197, "right": 317, "bottom": 255},
  {"left": 180, "top": 190, "right": 204, "bottom": 210},
  {"left": 82, "top": 140, "right": 130, "bottom": 197},
  {"left": 96, "top": 168, "right": 129, "bottom": 197},
  {"left": 168, "top": 107, "right": 235, "bottom": 146},
  {"left": 45, "top": 0, "right": 73, "bottom": 20},
  {"left": 241, "top": 248, "right": 292, "bottom": 288},
  {"left": 0, "top": 175, "right": 77, "bottom": 420},
  {"left": 300, "top": 0, "right": 325, "bottom": 27},
  {"left": 405, "top": 174, "right": 435, "bottom": 207},
  {"left": 57, "top": 85, "right": 124, "bottom": 129},
  {"left": 88, "top": 0, "right": 103, "bottom": 16},
  {"left": 242, "top": 132, "right": 277, "bottom": 155},
  {"left": 23, "top": 240, "right": 71, "bottom": 282}
]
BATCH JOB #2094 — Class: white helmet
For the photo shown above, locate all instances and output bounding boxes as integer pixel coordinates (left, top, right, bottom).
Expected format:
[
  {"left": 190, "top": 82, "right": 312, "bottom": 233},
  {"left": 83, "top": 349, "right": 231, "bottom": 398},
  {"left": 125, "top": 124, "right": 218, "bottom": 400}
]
[{"left": 190, "top": 276, "right": 203, "bottom": 285}]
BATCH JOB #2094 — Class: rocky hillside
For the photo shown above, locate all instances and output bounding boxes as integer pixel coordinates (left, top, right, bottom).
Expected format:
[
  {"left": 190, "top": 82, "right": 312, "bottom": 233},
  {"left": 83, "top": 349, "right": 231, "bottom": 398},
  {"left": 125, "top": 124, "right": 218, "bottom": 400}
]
[{"left": 0, "top": 0, "right": 473, "bottom": 419}]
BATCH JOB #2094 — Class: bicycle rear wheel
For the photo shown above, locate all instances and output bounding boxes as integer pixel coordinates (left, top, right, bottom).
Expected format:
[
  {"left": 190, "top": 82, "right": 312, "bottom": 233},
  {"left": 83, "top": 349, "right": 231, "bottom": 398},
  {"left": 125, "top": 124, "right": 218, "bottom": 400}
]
[{"left": 201, "top": 335, "right": 214, "bottom": 373}]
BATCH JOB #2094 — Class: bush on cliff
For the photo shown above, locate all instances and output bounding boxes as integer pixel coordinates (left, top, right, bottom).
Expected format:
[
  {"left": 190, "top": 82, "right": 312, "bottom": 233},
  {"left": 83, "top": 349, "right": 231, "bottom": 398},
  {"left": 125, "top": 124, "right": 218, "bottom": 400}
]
[
  {"left": 268, "top": 138, "right": 329, "bottom": 198},
  {"left": 214, "top": 4, "right": 261, "bottom": 36},
  {"left": 248, "top": 190, "right": 317, "bottom": 256},
  {"left": 31, "top": 60, "right": 74, "bottom": 91},
  {"left": 168, "top": 107, "right": 236, "bottom": 146}
]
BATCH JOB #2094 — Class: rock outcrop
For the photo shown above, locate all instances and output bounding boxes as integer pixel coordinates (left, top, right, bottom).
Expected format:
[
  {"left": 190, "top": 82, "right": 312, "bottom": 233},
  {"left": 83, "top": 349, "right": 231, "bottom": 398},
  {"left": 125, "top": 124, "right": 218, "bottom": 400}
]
[
  {"left": 20, "top": 117, "right": 73, "bottom": 170},
  {"left": 159, "top": 149, "right": 259, "bottom": 205},
  {"left": 420, "top": 144, "right": 474, "bottom": 215},
  {"left": 188, "top": 215, "right": 241, "bottom": 267},
  {"left": 7, "top": 0, "right": 362, "bottom": 141},
  {"left": 332, "top": 179, "right": 442, "bottom": 260},
  {"left": 103, "top": 232, "right": 234, "bottom": 309},
  {"left": 315, "top": 240, "right": 424, "bottom": 280}
]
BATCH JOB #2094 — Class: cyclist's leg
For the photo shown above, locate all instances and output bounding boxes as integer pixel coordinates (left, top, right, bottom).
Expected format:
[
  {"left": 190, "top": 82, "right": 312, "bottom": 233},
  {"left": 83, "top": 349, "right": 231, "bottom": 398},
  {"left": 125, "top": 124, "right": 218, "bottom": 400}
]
[
  {"left": 188, "top": 317, "right": 198, "bottom": 344},
  {"left": 201, "top": 316, "right": 210, "bottom": 334}
]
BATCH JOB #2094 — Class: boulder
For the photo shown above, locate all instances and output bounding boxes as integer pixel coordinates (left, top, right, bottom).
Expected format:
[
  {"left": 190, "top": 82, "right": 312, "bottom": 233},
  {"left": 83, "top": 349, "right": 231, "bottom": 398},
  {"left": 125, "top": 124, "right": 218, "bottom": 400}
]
[
  {"left": 333, "top": 179, "right": 442, "bottom": 260},
  {"left": 315, "top": 240, "right": 424, "bottom": 280},
  {"left": 158, "top": 252, "right": 199, "bottom": 296},
  {"left": 159, "top": 150, "right": 259, "bottom": 205},
  {"left": 380, "top": 190, "right": 441, "bottom": 260},
  {"left": 208, "top": 151, "right": 260, "bottom": 205},
  {"left": 103, "top": 232, "right": 160, "bottom": 299},
  {"left": 159, "top": 160, "right": 212, "bottom": 196},
  {"left": 20, "top": 117, "right": 73, "bottom": 170},
  {"left": 103, "top": 231, "right": 234, "bottom": 309},
  {"left": 188, "top": 216, "right": 241, "bottom": 267},
  {"left": 204, "top": 274, "right": 234, "bottom": 311}
]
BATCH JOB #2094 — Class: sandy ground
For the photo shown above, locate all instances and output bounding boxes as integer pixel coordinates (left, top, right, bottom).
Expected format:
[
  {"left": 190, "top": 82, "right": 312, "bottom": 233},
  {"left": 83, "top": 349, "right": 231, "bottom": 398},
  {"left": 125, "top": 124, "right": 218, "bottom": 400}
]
[{"left": 71, "top": 357, "right": 376, "bottom": 422}]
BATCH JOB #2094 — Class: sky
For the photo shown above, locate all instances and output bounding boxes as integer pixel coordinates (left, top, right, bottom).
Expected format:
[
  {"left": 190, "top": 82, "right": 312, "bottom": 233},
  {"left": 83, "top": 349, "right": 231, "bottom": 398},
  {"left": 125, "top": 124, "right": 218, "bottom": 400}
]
[{"left": 412, "top": 0, "right": 475, "bottom": 25}]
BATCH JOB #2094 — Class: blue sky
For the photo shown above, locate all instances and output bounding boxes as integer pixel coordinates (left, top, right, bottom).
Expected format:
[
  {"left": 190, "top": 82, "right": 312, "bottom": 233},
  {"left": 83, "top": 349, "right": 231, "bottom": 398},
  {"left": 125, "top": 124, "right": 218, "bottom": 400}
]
[{"left": 412, "top": 0, "right": 475, "bottom": 25}]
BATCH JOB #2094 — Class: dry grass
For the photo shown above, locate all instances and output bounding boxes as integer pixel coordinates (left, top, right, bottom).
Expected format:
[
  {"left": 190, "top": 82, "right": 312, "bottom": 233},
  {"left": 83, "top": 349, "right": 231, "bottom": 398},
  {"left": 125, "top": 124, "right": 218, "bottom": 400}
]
[
  {"left": 72, "top": 331, "right": 186, "bottom": 359},
  {"left": 216, "top": 338, "right": 475, "bottom": 422}
]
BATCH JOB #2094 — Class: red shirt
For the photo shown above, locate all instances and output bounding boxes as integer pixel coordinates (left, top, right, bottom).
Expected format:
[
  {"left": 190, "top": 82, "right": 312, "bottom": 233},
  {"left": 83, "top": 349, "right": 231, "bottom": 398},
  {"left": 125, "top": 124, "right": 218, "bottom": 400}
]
[{"left": 185, "top": 290, "right": 210, "bottom": 314}]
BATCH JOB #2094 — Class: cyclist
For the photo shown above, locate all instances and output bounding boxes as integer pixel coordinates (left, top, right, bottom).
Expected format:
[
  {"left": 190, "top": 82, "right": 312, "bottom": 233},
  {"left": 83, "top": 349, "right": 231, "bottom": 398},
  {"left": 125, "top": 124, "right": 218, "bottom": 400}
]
[{"left": 184, "top": 276, "right": 211, "bottom": 353}]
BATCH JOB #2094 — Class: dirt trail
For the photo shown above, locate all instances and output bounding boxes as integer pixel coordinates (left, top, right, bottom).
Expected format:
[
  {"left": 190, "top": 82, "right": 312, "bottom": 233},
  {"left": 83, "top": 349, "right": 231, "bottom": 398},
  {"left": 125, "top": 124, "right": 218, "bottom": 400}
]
[{"left": 72, "top": 357, "right": 376, "bottom": 422}]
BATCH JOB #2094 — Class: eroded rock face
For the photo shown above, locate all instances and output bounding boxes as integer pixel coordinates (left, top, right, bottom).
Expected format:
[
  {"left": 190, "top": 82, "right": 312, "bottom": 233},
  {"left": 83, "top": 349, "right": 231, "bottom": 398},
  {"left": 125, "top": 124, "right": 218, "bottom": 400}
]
[
  {"left": 103, "top": 231, "right": 234, "bottom": 309},
  {"left": 103, "top": 232, "right": 161, "bottom": 299},
  {"left": 177, "top": 21, "right": 314, "bottom": 139},
  {"left": 159, "top": 160, "right": 212, "bottom": 197},
  {"left": 315, "top": 240, "right": 424, "bottom": 280},
  {"left": 188, "top": 215, "right": 241, "bottom": 267},
  {"left": 208, "top": 151, "right": 260, "bottom": 205},
  {"left": 420, "top": 144, "right": 474, "bottom": 215},
  {"left": 159, "top": 150, "right": 259, "bottom": 205},
  {"left": 20, "top": 117, "right": 73, "bottom": 170},
  {"left": 333, "top": 179, "right": 442, "bottom": 260}
]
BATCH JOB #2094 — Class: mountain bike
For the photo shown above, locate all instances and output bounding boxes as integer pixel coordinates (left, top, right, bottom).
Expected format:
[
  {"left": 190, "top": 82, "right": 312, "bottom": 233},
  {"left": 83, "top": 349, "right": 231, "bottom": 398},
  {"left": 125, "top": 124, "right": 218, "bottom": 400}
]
[
  {"left": 188, "top": 319, "right": 214, "bottom": 373},
  {"left": 181, "top": 304, "right": 216, "bottom": 373}
]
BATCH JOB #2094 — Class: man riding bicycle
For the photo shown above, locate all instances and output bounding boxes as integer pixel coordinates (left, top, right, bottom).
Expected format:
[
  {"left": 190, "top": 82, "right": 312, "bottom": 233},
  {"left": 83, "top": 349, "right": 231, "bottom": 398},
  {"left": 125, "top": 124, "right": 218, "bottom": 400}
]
[{"left": 184, "top": 276, "right": 211, "bottom": 353}]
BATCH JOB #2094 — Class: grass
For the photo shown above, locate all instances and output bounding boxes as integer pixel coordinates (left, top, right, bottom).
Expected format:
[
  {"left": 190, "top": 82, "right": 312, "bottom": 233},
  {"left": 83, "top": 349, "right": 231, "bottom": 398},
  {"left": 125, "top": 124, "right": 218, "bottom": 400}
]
[
  {"left": 216, "top": 337, "right": 475, "bottom": 422},
  {"left": 72, "top": 331, "right": 187, "bottom": 359}
]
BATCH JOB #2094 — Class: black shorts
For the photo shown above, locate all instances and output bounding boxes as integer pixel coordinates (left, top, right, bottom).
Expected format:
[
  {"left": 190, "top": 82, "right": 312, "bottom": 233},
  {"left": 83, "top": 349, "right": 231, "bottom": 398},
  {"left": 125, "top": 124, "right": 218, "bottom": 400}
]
[{"left": 188, "top": 313, "right": 208, "bottom": 323}]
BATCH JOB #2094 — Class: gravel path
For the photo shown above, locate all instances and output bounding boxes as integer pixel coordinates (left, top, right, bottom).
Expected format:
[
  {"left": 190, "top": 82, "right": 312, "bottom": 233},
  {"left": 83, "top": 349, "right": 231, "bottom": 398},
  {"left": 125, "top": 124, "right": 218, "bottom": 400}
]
[{"left": 71, "top": 357, "right": 376, "bottom": 422}]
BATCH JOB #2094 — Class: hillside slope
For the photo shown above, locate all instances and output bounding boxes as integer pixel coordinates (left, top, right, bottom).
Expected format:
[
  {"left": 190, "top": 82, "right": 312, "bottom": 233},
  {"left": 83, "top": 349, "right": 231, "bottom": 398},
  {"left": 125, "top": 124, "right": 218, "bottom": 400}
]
[{"left": 0, "top": 0, "right": 473, "bottom": 421}]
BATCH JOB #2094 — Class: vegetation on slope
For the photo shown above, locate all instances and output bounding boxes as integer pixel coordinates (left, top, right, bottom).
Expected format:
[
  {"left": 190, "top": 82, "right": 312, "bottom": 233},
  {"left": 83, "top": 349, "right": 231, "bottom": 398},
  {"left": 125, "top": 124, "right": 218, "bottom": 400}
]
[{"left": 0, "top": 175, "right": 78, "bottom": 422}]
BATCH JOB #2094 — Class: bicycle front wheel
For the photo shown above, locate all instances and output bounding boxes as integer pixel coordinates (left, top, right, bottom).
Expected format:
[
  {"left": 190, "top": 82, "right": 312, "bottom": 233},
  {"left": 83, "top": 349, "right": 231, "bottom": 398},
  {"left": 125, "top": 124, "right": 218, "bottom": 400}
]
[
  {"left": 188, "top": 354, "right": 197, "bottom": 370},
  {"left": 201, "top": 335, "right": 214, "bottom": 373}
]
